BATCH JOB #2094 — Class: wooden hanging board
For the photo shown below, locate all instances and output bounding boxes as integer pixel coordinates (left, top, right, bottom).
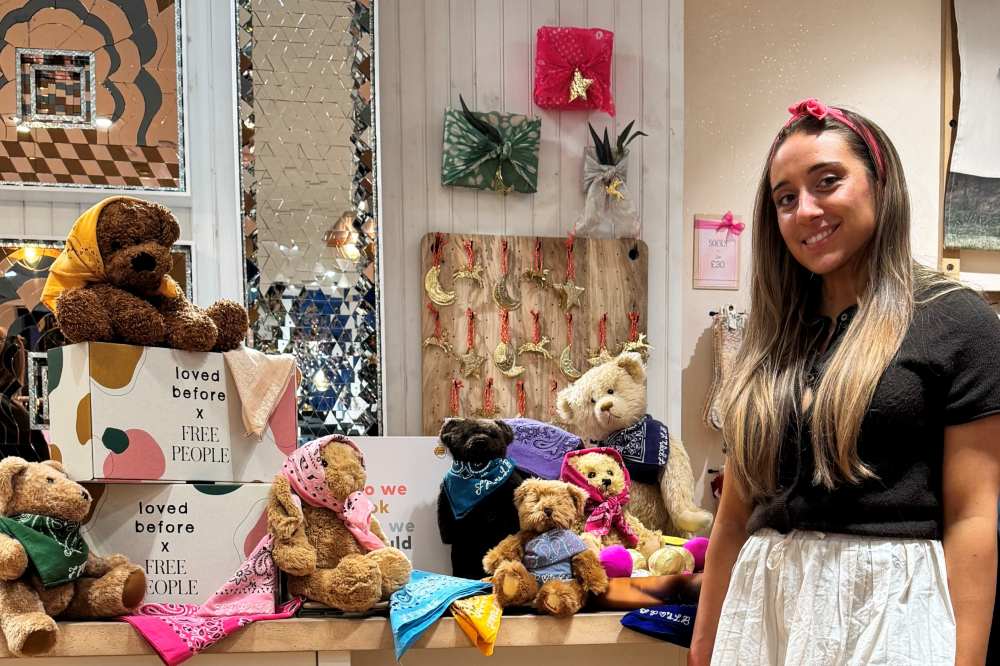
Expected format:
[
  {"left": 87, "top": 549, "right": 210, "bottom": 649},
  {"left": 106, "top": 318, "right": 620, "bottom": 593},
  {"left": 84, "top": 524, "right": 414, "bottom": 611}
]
[{"left": 420, "top": 232, "right": 648, "bottom": 436}]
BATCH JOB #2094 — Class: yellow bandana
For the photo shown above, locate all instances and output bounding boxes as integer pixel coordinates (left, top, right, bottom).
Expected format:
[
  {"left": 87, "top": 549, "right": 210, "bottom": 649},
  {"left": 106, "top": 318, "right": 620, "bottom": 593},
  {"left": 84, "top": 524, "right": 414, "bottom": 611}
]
[
  {"left": 451, "top": 593, "right": 503, "bottom": 656},
  {"left": 41, "top": 196, "right": 180, "bottom": 313}
]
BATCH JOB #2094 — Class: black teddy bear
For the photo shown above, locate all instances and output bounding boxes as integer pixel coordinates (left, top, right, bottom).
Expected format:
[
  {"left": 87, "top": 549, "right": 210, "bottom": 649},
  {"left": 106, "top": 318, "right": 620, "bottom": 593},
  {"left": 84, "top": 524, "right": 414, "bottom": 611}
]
[{"left": 436, "top": 418, "right": 525, "bottom": 580}]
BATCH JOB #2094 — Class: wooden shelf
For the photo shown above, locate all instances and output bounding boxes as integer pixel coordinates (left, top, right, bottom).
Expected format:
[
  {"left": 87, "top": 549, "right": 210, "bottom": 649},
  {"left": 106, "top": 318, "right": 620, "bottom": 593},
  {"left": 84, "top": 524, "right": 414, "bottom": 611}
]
[{"left": 0, "top": 612, "right": 667, "bottom": 659}]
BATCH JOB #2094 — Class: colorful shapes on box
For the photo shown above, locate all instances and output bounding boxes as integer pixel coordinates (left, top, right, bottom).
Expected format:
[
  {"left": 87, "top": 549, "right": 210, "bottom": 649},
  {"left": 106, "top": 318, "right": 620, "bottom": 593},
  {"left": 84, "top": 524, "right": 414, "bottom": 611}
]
[
  {"left": 76, "top": 393, "right": 92, "bottom": 445},
  {"left": 90, "top": 343, "right": 144, "bottom": 389},
  {"left": 193, "top": 484, "right": 240, "bottom": 495},
  {"left": 101, "top": 428, "right": 166, "bottom": 479},
  {"left": 47, "top": 347, "right": 63, "bottom": 392}
]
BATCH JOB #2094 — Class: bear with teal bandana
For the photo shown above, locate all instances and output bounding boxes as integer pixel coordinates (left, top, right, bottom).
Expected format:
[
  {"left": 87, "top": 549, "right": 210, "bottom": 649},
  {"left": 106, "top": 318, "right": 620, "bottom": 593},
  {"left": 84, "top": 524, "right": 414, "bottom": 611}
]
[{"left": 0, "top": 457, "right": 146, "bottom": 657}]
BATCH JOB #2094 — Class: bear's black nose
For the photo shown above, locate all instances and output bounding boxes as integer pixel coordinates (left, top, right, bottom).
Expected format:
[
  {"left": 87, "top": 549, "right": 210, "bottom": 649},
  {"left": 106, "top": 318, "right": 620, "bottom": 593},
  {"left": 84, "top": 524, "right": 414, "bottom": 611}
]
[
  {"left": 601, "top": 478, "right": 612, "bottom": 487},
  {"left": 131, "top": 252, "right": 156, "bottom": 272},
  {"left": 543, "top": 507, "right": 553, "bottom": 518}
]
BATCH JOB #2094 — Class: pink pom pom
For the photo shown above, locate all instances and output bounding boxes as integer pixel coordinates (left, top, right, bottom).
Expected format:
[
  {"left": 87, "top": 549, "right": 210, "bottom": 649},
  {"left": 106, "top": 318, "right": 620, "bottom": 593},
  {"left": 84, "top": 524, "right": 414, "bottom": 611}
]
[
  {"left": 599, "top": 545, "right": 633, "bottom": 578},
  {"left": 684, "top": 537, "right": 710, "bottom": 572}
]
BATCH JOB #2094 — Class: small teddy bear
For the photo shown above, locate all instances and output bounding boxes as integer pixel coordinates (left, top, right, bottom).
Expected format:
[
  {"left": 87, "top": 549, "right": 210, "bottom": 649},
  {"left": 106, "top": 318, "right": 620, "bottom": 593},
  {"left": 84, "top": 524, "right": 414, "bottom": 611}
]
[
  {"left": 0, "top": 457, "right": 146, "bottom": 657},
  {"left": 436, "top": 418, "right": 524, "bottom": 580},
  {"left": 267, "top": 435, "right": 412, "bottom": 613},
  {"left": 556, "top": 352, "right": 713, "bottom": 537},
  {"left": 561, "top": 448, "right": 700, "bottom": 577},
  {"left": 42, "top": 196, "right": 248, "bottom": 352},
  {"left": 560, "top": 448, "right": 663, "bottom": 558},
  {"left": 483, "top": 479, "right": 608, "bottom": 616}
]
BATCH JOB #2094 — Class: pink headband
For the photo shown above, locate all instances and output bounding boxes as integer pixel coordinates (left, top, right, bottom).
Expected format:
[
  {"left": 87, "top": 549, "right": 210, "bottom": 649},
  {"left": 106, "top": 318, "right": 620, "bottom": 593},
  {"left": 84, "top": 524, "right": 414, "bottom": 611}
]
[{"left": 779, "top": 98, "right": 885, "bottom": 181}]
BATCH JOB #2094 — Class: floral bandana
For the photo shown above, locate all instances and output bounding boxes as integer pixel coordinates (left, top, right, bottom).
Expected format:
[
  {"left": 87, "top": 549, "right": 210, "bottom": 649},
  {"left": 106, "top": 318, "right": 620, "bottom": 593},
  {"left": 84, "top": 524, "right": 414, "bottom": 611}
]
[
  {"left": 560, "top": 447, "right": 639, "bottom": 547},
  {"left": 281, "top": 435, "right": 384, "bottom": 552}
]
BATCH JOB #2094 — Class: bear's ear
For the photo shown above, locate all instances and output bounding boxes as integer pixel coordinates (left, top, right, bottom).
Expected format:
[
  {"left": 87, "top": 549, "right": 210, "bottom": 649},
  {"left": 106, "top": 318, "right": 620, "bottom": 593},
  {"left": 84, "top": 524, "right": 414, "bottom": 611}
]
[
  {"left": 42, "top": 459, "right": 66, "bottom": 475},
  {"left": 565, "top": 483, "right": 588, "bottom": 516},
  {"left": 513, "top": 481, "right": 535, "bottom": 508},
  {"left": 0, "top": 457, "right": 28, "bottom": 514},
  {"left": 152, "top": 203, "right": 181, "bottom": 247},
  {"left": 556, "top": 388, "right": 576, "bottom": 423},
  {"left": 438, "top": 418, "right": 465, "bottom": 451},
  {"left": 616, "top": 352, "right": 646, "bottom": 383},
  {"left": 493, "top": 419, "right": 514, "bottom": 445}
]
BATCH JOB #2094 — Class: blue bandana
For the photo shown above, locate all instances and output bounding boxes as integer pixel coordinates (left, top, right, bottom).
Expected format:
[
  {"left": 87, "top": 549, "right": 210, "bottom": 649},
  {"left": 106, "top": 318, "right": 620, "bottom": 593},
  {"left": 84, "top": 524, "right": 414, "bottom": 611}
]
[
  {"left": 443, "top": 457, "right": 516, "bottom": 519},
  {"left": 390, "top": 569, "right": 491, "bottom": 659},
  {"left": 523, "top": 528, "right": 587, "bottom": 583},
  {"left": 601, "top": 414, "right": 670, "bottom": 484},
  {"left": 620, "top": 604, "right": 697, "bottom": 648}
]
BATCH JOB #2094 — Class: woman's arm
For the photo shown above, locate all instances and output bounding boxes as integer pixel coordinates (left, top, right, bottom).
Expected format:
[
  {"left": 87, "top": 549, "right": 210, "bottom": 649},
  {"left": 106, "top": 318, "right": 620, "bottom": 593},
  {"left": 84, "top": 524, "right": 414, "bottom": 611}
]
[
  {"left": 687, "top": 466, "right": 753, "bottom": 666},
  {"left": 943, "top": 414, "right": 1000, "bottom": 666}
]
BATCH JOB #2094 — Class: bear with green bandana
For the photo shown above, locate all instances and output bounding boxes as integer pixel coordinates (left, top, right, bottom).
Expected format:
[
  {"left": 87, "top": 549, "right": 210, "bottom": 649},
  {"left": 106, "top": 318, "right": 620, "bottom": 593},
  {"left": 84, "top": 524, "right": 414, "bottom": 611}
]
[{"left": 0, "top": 457, "right": 146, "bottom": 657}]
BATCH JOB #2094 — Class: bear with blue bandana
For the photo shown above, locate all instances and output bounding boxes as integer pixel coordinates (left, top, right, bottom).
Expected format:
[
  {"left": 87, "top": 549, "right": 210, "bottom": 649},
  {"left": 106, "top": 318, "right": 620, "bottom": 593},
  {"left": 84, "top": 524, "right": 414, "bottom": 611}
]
[{"left": 437, "top": 418, "right": 525, "bottom": 580}]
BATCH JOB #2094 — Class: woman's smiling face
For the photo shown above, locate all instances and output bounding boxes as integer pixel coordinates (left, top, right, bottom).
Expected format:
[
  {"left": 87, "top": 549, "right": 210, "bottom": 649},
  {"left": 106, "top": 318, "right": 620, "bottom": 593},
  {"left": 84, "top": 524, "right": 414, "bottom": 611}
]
[{"left": 769, "top": 130, "right": 877, "bottom": 277}]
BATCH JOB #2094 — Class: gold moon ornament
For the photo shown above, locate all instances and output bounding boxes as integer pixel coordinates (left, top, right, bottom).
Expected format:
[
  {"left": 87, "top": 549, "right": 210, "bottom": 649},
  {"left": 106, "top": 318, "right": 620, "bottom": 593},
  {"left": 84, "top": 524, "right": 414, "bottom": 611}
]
[
  {"left": 424, "top": 265, "right": 456, "bottom": 306},
  {"left": 492, "top": 276, "right": 521, "bottom": 310},
  {"left": 493, "top": 340, "right": 525, "bottom": 378},
  {"left": 559, "top": 345, "right": 582, "bottom": 379}
]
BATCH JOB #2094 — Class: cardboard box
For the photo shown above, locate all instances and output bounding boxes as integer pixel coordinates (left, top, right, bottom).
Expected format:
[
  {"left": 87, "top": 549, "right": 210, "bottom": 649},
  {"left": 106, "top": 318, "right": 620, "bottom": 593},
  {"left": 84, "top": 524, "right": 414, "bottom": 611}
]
[
  {"left": 47, "top": 342, "right": 297, "bottom": 482},
  {"left": 81, "top": 437, "right": 451, "bottom": 604}
]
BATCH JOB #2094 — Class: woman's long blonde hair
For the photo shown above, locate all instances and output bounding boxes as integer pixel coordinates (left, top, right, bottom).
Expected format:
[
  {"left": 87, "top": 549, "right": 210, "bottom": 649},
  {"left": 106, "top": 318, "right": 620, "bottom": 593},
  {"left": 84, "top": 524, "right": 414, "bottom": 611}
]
[{"left": 723, "top": 109, "right": 959, "bottom": 499}]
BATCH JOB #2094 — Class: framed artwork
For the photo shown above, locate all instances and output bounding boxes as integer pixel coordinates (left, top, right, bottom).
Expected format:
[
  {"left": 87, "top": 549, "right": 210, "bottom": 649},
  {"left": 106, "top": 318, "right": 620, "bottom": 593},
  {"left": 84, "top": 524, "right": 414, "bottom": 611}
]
[
  {"left": 0, "top": 1, "right": 185, "bottom": 191},
  {"left": 693, "top": 212, "right": 743, "bottom": 290}
]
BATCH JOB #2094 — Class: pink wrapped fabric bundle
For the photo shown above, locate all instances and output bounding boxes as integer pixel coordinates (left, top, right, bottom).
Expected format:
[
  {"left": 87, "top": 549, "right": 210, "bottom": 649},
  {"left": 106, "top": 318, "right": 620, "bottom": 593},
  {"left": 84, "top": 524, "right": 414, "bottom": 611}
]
[{"left": 534, "top": 26, "right": 615, "bottom": 115}]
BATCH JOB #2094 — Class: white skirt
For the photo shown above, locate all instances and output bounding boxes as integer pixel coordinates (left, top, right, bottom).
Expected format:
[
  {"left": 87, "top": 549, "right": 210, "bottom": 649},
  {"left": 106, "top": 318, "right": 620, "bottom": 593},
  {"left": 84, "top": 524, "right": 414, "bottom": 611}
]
[{"left": 711, "top": 529, "right": 956, "bottom": 666}]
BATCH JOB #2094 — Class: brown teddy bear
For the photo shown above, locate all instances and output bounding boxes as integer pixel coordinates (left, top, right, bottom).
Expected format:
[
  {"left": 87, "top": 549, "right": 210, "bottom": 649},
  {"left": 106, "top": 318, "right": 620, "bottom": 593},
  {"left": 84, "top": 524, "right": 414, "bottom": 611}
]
[
  {"left": 556, "top": 352, "right": 713, "bottom": 537},
  {"left": 266, "top": 435, "right": 412, "bottom": 612},
  {"left": 483, "top": 479, "right": 608, "bottom": 616},
  {"left": 0, "top": 457, "right": 146, "bottom": 657},
  {"left": 41, "top": 196, "right": 248, "bottom": 353}
]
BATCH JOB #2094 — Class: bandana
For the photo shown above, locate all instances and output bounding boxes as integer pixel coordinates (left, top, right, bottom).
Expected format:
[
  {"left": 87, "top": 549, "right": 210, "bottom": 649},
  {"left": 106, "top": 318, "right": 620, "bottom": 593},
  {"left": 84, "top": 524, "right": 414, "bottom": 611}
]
[
  {"left": 451, "top": 593, "right": 503, "bottom": 656},
  {"left": 0, "top": 513, "right": 88, "bottom": 588},
  {"left": 504, "top": 418, "right": 581, "bottom": 479},
  {"left": 123, "top": 534, "right": 302, "bottom": 666},
  {"left": 599, "top": 414, "right": 670, "bottom": 484},
  {"left": 620, "top": 604, "right": 697, "bottom": 648},
  {"left": 442, "top": 457, "right": 515, "bottom": 519},
  {"left": 280, "top": 435, "right": 384, "bottom": 552},
  {"left": 560, "top": 447, "right": 639, "bottom": 547},
  {"left": 523, "top": 528, "right": 588, "bottom": 583},
  {"left": 390, "top": 569, "right": 491, "bottom": 660},
  {"left": 41, "top": 196, "right": 180, "bottom": 313}
]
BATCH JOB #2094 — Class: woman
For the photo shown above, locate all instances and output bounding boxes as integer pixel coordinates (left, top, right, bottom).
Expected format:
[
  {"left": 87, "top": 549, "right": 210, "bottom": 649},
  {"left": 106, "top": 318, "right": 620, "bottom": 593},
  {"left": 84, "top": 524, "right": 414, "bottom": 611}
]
[{"left": 689, "top": 99, "right": 1000, "bottom": 665}]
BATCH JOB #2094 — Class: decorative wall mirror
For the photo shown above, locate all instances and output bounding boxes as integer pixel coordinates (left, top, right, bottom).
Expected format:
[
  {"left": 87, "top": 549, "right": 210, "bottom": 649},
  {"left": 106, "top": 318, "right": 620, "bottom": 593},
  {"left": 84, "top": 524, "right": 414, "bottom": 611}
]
[{"left": 236, "top": 0, "right": 382, "bottom": 438}]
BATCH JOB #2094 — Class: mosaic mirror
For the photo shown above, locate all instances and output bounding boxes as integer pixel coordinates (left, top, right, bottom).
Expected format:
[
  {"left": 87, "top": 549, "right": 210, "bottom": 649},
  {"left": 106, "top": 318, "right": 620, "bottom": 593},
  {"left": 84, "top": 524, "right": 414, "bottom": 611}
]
[
  {"left": 237, "top": 0, "right": 383, "bottom": 438},
  {"left": 0, "top": 1, "right": 185, "bottom": 190}
]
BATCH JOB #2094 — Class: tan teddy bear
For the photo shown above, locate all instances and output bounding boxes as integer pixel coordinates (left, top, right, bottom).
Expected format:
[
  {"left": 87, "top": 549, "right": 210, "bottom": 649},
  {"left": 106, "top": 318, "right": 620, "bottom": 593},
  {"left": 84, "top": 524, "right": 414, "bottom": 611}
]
[
  {"left": 556, "top": 352, "right": 713, "bottom": 537},
  {"left": 561, "top": 448, "right": 696, "bottom": 576},
  {"left": 267, "top": 435, "right": 412, "bottom": 612},
  {"left": 0, "top": 457, "right": 146, "bottom": 657},
  {"left": 483, "top": 479, "right": 608, "bottom": 616}
]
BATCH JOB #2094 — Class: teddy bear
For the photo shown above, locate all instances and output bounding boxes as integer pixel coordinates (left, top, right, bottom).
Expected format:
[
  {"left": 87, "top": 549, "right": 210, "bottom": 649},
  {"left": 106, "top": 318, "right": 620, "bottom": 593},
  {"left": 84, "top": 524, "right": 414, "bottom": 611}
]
[
  {"left": 41, "top": 196, "right": 248, "bottom": 353},
  {"left": 436, "top": 418, "right": 525, "bottom": 580},
  {"left": 482, "top": 479, "right": 608, "bottom": 616},
  {"left": 267, "top": 435, "right": 412, "bottom": 613},
  {"left": 556, "top": 352, "right": 713, "bottom": 537},
  {"left": 0, "top": 457, "right": 146, "bottom": 657},
  {"left": 559, "top": 447, "right": 702, "bottom": 578}
]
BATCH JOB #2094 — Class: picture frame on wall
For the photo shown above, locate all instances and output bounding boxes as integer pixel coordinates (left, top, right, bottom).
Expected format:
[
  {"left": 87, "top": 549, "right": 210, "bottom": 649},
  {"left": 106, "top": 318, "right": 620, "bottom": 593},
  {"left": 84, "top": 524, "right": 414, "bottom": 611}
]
[{"left": 692, "top": 212, "right": 742, "bottom": 291}]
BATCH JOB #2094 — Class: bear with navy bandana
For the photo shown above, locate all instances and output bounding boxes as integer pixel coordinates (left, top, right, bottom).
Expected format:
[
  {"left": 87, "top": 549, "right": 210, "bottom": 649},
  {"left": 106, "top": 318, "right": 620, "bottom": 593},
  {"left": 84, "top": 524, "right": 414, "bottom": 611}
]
[{"left": 436, "top": 418, "right": 525, "bottom": 580}]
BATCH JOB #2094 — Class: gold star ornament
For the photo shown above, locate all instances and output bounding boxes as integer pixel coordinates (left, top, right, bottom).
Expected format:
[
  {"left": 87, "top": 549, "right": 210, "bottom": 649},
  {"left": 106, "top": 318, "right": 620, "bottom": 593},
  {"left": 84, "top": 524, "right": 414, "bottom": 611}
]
[{"left": 569, "top": 68, "right": 594, "bottom": 102}]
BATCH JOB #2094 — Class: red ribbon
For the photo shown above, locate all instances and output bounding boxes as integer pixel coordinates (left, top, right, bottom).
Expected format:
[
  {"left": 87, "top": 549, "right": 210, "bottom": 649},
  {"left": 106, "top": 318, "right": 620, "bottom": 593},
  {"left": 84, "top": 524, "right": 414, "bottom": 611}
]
[
  {"left": 531, "top": 310, "right": 542, "bottom": 344},
  {"left": 628, "top": 311, "right": 640, "bottom": 343},
  {"left": 500, "top": 239, "right": 509, "bottom": 276},
  {"left": 695, "top": 211, "right": 744, "bottom": 243},
  {"left": 565, "top": 232, "right": 576, "bottom": 281},
  {"left": 565, "top": 312, "right": 574, "bottom": 347},
  {"left": 463, "top": 239, "right": 475, "bottom": 270},
  {"left": 465, "top": 308, "right": 476, "bottom": 351},
  {"left": 450, "top": 378, "right": 464, "bottom": 416},
  {"left": 516, "top": 380, "right": 526, "bottom": 417},
  {"left": 432, "top": 232, "right": 446, "bottom": 267},
  {"left": 598, "top": 313, "right": 608, "bottom": 350},
  {"left": 533, "top": 238, "right": 543, "bottom": 272},
  {"left": 483, "top": 378, "right": 495, "bottom": 415}
]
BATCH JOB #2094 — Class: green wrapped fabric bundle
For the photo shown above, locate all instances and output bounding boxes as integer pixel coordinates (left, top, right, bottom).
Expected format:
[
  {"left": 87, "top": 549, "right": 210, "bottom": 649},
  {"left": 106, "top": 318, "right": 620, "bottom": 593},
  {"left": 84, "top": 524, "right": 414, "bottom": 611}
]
[{"left": 441, "top": 97, "right": 541, "bottom": 194}]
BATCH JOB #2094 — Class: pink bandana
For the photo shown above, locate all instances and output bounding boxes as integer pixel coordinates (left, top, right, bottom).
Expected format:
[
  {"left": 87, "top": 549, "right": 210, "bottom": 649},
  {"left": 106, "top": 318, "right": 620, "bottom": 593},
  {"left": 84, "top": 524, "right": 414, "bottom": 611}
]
[
  {"left": 280, "top": 435, "right": 385, "bottom": 552},
  {"left": 123, "top": 534, "right": 301, "bottom": 666},
  {"left": 777, "top": 97, "right": 885, "bottom": 181},
  {"left": 560, "top": 447, "right": 639, "bottom": 548}
]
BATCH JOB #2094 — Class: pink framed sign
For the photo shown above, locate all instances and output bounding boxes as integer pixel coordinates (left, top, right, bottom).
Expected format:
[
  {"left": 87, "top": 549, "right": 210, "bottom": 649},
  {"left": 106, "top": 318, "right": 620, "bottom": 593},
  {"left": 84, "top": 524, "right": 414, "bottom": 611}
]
[{"left": 693, "top": 212, "right": 743, "bottom": 290}]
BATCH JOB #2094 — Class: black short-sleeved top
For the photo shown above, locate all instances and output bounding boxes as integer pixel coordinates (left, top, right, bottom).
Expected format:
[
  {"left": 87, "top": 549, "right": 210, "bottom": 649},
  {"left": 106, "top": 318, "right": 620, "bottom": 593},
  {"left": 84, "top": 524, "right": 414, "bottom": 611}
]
[{"left": 747, "top": 287, "right": 1000, "bottom": 540}]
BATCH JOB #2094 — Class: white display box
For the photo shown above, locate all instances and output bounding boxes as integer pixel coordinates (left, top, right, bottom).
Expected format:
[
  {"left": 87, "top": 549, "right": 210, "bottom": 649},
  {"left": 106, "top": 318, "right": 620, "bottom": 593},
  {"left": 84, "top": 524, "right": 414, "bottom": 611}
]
[
  {"left": 81, "top": 437, "right": 451, "bottom": 604},
  {"left": 47, "top": 342, "right": 298, "bottom": 482}
]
